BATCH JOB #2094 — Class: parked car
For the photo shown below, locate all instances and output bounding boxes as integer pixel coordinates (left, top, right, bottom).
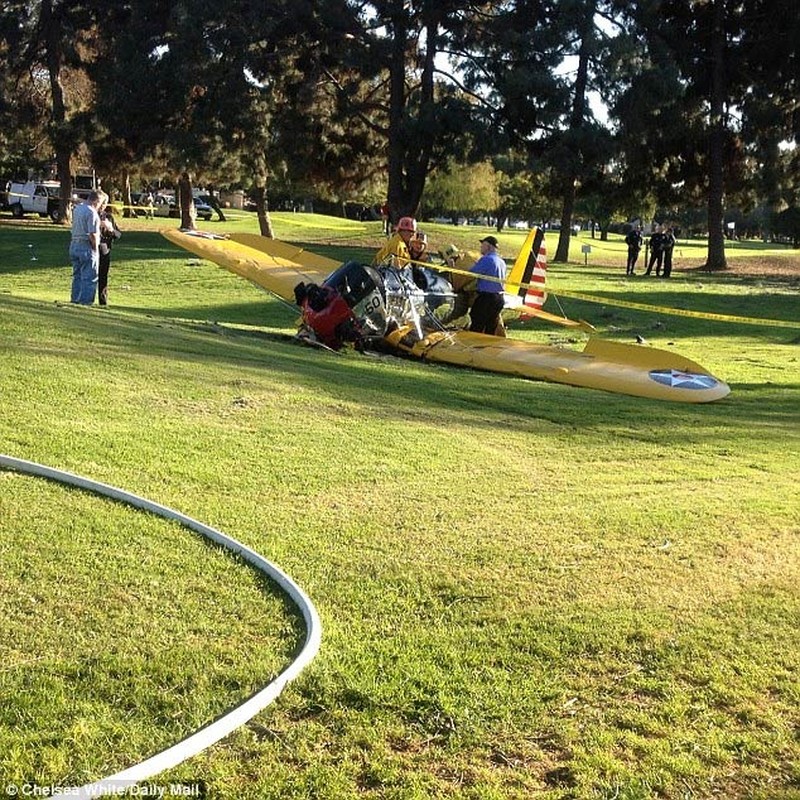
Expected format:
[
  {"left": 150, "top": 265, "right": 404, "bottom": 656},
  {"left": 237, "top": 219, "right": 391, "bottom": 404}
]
[
  {"left": 193, "top": 195, "right": 218, "bottom": 220},
  {"left": 151, "top": 194, "right": 213, "bottom": 221},
  {"left": 192, "top": 198, "right": 214, "bottom": 221}
]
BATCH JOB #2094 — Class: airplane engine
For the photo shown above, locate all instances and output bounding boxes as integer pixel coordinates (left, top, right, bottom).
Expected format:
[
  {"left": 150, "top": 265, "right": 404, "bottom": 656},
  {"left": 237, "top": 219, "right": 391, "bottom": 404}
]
[
  {"left": 294, "top": 262, "right": 389, "bottom": 349},
  {"left": 322, "top": 261, "right": 389, "bottom": 339}
]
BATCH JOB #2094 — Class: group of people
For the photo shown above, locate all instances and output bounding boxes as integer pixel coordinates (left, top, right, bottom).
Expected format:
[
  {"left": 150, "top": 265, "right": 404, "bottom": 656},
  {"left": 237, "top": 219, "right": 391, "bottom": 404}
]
[
  {"left": 69, "top": 190, "right": 121, "bottom": 306},
  {"left": 625, "top": 224, "right": 677, "bottom": 277},
  {"left": 373, "top": 215, "right": 507, "bottom": 336}
]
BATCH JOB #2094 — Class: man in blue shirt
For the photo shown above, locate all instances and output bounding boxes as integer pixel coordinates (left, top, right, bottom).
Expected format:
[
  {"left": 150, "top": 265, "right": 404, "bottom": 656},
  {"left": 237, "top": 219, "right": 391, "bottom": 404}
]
[
  {"left": 469, "top": 235, "right": 506, "bottom": 335},
  {"left": 69, "top": 190, "right": 104, "bottom": 304}
]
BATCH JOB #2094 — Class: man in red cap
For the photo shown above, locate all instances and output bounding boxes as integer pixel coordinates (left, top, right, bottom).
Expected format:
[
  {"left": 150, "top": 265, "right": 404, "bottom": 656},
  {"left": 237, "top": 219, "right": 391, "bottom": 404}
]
[{"left": 373, "top": 216, "right": 417, "bottom": 267}]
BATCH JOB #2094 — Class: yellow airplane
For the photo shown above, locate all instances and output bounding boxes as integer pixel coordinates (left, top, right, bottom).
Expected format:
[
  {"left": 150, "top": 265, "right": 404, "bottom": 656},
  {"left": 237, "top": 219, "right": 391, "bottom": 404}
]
[{"left": 161, "top": 227, "right": 730, "bottom": 403}]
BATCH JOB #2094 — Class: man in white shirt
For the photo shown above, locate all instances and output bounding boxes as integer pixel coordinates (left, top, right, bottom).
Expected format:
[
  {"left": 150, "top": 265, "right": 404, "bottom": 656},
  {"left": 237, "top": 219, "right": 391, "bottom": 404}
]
[{"left": 69, "top": 191, "right": 104, "bottom": 304}]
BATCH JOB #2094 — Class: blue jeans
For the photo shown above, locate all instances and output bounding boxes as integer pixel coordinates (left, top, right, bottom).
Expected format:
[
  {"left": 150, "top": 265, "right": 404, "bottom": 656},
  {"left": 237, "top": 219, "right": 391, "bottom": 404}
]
[{"left": 70, "top": 241, "right": 99, "bottom": 304}]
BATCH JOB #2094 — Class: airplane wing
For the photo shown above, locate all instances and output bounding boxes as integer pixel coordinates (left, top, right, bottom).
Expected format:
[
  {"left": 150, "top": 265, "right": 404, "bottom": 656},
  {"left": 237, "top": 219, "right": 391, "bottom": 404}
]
[
  {"left": 386, "top": 328, "right": 730, "bottom": 403},
  {"left": 227, "top": 233, "right": 342, "bottom": 274},
  {"left": 501, "top": 296, "right": 596, "bottom": 332},
  {"left": 161, "top": 229, "right": 331, "bottom": 301}
]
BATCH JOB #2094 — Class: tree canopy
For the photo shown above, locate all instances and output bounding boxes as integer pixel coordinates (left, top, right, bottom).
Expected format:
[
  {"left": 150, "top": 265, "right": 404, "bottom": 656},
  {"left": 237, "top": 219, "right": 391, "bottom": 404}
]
[{"left": 0, "top": 0, "right": 796, "bottom": 260}]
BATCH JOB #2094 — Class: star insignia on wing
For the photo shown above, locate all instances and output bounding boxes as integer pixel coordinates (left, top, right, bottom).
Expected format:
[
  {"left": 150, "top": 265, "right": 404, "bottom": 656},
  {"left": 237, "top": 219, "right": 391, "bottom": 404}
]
[{"left": 649, "top": 369, "right": 719, "bottom": 390}]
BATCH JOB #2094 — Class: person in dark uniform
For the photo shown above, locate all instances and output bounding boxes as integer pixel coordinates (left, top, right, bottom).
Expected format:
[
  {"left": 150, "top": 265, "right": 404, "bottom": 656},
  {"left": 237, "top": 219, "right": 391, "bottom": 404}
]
[
  {"left": 98, "top": 201, "right": 122, "bottom": 305},
  {"left": 624, "top": 226, "right": 643, "bottom": 275},
  {"left": 644, "top": 226, "right": 665, "bottom": 276},
  {"left": 661, "top": 226, "right": 676, "bottom": 277}
]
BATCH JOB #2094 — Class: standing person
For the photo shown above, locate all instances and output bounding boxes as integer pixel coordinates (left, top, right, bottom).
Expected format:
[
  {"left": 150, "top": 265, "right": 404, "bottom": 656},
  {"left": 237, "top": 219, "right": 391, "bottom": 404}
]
[
  {"left": 69, "top": 190, "right": 104, "bottom": 305},
  {"left": 661, "top": 226, "right": 676, "bottom": 277},
  {"left": 98, "top": 201, "right": 122, "bottom": 306},
  {"left": 380, "top": 201, "right": 391, "bottom": 235},
  {"left": 469, "top": 235, "right": 506, "bottom": 335},
  {"left": 644, "top": 225, "right": 665, "bottom": 276},
  {"left": 625, "top": 226, "right": 643, "bottom": 275},
  {"left": 372, "top": 216, "right": 417, "bottom": 267}
]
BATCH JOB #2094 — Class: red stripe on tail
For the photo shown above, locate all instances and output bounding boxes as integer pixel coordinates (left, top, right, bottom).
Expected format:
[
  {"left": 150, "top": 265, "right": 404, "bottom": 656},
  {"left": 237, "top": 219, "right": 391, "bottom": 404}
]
[{"left": 524, "top": 239, "right": 547, "bottom": 310}]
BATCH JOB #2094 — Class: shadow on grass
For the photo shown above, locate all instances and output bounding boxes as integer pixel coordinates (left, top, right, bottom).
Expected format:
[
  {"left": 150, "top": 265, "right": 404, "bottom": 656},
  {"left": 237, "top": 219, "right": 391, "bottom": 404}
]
[
  {"left": 121, "top": 298, "right": 296, "bottom": 330},
  {"left": 4, "top": 293, "right": 798, "bottom": 442},
  {"left": 0, "top": 227, "right": 187, "bottom": 274}
]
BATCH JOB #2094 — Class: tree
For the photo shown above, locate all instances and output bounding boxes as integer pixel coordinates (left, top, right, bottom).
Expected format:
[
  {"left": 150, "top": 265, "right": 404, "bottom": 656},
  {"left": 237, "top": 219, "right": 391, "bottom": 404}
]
[
  {"left": 455, "top": 0, "right": 616, "bottom": 262},
  {"left": 421, "top": 159, "right": 500, "bottom": 223},
  {"left": 551, "top": 2, "right": 597, "bottom": 262},
  {"left": 91, "top": 0, "right": 375, "bottom": 234},
  {"left": 0, "top": 29, "right": 52, "bottom": 178},
  {"left": 704, "top": 0, "right": 729, "bottom": 269},
  {"left": 577, "top": 162, "right": 630, "bottom": 240},
  {"left": 738, "top": 0, "right": 800, "bottom": 239},
  {"left": 773, "top": 207, "right": 800, "bottom": 248},
  {"left": 321, "top": 1, "right": 496, "bottom": 223},
  {"left": 0, "top": 0, "right": 103, "bottom": 222},
  {"left": 493, "top": 151, "right": 563, "bottom": 231},
  {"left": 609, "top": 0, "right": 799, "bottom": 270}
]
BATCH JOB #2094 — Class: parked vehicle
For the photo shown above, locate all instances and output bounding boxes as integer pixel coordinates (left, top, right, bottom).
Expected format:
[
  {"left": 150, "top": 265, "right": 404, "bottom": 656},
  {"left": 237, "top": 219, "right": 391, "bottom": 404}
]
[
  {"left": 152, "top": 193, "right": 213, "bottom": 221},
  {"left": 151, "top": 194, "right": 178, "bottom": 218},
  {"left": 192, "top": 197, "right": 214, "bottom": 221},
  {"left": 7, "top": 181, "right": 63, "bottom": 221}
]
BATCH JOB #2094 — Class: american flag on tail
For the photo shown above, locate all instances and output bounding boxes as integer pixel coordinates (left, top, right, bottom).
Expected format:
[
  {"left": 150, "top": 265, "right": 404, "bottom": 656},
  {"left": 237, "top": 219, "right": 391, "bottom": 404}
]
[{"left": 505, "top": 227, "right": 547, "bottom": 316}]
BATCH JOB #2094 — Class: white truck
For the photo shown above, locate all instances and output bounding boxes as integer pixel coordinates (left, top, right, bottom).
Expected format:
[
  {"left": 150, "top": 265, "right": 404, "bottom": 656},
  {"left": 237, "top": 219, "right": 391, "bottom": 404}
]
[{"left": 7, "top": 180, "right": 63, "bottom": 221}]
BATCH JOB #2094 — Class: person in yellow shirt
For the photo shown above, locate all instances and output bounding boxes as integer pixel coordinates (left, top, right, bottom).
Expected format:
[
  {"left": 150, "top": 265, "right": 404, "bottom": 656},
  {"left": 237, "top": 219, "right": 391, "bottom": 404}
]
[
  {"left": 372, "top": 216, "right": 417, "bottom": 267},
  {"left": 439, "top": 244, "right": 475, "bottom": 326}
]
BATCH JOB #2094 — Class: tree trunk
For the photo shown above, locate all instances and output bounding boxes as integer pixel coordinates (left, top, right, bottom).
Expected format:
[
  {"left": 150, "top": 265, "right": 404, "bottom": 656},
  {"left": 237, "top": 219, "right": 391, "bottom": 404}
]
[
  {"left": 42, "top": 0, "right": 72, "bottom": 224},
  {"left": 703, "top": 0, "right": 728, "bottom": 271},
  {"left": 385, "top": 10, "right": 439, "bottom": 221},
  {"left": 253, "top": 186, "right": 274, "bottom": 238},
  {"left": 122, "top": 168, "right": 134, "bottom": 218},
  {"left": 178, "top": 172, "right": 196, "bottom": 230},
  {"left": 386, "top": 14, "right": 411, "bottom": 222},
  {"left": 554, "top": 30, "right": 590, "bottom": 263},
  {"left": 554, "top": 180, "right": 576, "bottom": 262}
]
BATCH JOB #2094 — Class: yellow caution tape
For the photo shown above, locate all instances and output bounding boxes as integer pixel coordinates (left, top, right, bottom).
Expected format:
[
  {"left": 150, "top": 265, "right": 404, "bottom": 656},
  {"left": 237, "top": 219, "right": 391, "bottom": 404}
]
[
  {"left": 546, "top": 287, "right": 800, "bottom": 330},
  {"left": 410, "top": 259, "right": 799, "bottom": 331}
]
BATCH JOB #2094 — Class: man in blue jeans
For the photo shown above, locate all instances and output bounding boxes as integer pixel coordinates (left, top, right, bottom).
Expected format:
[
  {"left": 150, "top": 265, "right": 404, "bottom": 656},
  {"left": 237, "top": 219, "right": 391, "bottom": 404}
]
[
  {"left": 468, "top": 235, "right": 507, "bottom": 335},
  {"left": 70, "top": 190, "right": 104, "bottom": 304}
]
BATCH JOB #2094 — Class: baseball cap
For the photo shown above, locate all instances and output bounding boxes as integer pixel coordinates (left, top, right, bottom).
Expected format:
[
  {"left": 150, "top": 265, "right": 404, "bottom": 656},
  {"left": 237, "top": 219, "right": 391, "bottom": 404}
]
[{"left": 480, "top": 235, "right": 499, "bottom": 247}]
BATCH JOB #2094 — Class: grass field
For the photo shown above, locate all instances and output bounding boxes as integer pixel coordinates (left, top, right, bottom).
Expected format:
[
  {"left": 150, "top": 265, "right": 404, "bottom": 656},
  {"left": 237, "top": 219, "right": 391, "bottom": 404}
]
[{"left": 0, "top": 212, "right": 798, "bottom": 799}]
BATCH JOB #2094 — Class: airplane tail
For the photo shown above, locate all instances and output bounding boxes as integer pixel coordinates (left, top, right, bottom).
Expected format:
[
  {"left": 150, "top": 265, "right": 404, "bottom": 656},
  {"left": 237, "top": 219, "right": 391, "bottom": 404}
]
[
  {"left": 504, "top": 227, "right": 594, "bottom": 331},
  {"left": 506, "top": 227, "right": 547, "bottom": 312}
]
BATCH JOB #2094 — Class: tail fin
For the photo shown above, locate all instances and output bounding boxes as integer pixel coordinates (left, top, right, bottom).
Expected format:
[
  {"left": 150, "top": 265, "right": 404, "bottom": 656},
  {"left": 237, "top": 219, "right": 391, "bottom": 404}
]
[{"left": 506, "top": 227, "right": 547, "bottom": 311}]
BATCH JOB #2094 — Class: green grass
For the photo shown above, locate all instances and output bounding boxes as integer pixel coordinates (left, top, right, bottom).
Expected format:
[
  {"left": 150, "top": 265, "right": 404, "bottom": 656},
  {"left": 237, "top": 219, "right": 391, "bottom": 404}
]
[{"left": 0, "top": 213, "right": 799, "bottom": 798}]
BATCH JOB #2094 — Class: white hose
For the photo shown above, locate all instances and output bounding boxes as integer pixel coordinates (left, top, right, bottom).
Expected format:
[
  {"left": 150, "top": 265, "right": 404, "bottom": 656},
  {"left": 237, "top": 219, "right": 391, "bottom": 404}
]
[{"left": 0, "top": 453, "right": 322, "bottom": 797}]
